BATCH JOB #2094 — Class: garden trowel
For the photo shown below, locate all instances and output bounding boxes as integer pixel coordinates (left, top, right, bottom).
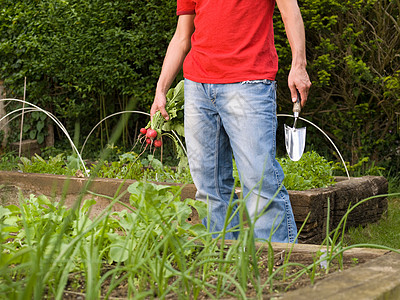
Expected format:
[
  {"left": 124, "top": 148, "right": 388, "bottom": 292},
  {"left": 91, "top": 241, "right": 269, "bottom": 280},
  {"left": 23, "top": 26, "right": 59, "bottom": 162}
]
[{"left": 284, "top": 92, "right": 306, "bottom": 161}]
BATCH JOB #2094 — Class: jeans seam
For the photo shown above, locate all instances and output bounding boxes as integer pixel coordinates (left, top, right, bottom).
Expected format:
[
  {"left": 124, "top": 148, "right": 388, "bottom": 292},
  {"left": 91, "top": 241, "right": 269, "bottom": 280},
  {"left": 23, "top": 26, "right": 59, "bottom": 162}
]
[
  {"left": 270, "top": 87, "right": 295, "bottom": 243},
  {"left": 214, "top": 115, "right": 222, "bottom": 201}
]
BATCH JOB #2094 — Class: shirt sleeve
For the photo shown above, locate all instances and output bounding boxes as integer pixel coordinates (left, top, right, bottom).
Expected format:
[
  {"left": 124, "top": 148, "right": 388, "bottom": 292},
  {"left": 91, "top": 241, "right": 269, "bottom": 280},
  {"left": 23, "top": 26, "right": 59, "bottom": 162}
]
[{"left": 176, "top": 0, "right": 195, "bottom": 15}]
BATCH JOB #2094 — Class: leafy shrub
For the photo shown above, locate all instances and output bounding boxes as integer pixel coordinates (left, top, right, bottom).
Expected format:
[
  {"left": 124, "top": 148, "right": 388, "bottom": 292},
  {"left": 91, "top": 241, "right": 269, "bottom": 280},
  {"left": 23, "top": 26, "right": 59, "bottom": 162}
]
[{"left": 0, "top": 151, "right": 20, "bottom": 171}]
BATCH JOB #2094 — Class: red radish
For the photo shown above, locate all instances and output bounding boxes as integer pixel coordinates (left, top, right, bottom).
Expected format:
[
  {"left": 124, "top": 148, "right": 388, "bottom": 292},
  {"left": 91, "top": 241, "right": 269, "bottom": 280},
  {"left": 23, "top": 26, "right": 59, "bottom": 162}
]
[
  {"left": 153, "top": 140, "right": 162, "bottom": 148},
  {"left": 140, "top": 128, "right": 147, "bottom": 135},
  {"left": 145, "top": 138, "right": 152, "bottom": 145},
  {"left": 146, "top": 129, "right": 157, "bottom": 139}
]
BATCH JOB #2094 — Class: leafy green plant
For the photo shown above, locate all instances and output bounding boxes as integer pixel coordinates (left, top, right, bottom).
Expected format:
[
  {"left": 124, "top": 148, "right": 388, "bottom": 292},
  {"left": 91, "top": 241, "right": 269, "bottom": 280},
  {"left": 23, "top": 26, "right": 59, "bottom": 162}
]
[
  {"left": 18, "top": 153, "right": 78, "bottom": 176},
  {"left": 142, "top": 155, "right": 193, "bottom": 184},
  {"left": 15, "top": 150, "right": 338, "bottom": 190},
  {"left": 88, "top": 152, "right": 193, "bottom": 184},
  {"left": 24, "top": 111, "right": 47, "bottom": 145},
  {"left": 278, "top": 151, "right": 336, "bottom": 190},
  {"left": 150, "top": 80, "right": 185, "bottom": 137},
  {"left": 0, "top": 181, "right": 208, "bottom": 298},
  {"left": 0, "top": 151, "right": 19, "bottom": 171},
  {"left": 90, "top": 152, "right": 144, "bottom": 180},
  {"left": 332, "top": 156, "right": 385, "bottom": 177}
]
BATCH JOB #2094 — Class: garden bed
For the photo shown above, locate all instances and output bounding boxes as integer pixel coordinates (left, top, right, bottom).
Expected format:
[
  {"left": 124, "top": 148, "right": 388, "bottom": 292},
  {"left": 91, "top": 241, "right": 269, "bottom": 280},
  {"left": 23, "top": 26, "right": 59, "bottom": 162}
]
[
  {"left": 59, "top": 242, "right": 396, "bottom": 299},
  {"left": 0, "top": 171, "right": 397, "bottom": 299},
  {"left": 0, "top": 171, "right": 388, "bottom": 244}
]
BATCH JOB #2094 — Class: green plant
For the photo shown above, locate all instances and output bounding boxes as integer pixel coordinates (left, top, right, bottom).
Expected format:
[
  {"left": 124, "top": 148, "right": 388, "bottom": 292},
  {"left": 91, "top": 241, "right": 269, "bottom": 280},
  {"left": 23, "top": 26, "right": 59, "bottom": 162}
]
[
  {"left": 0, "top": 181, "right": 208, "bottom": 298},
  {"left": 142, "top": 155, "right": 193, "bottom": 184},
  {"left": 0, "top": 151, "right": 19, "bottom": 171},
  {"left": 24, "top": 111, "right": 47, "bottom": 145},
  {"left": 90, "top": 152, "right": 144, "bottom": 180},
  {"left": 18, "top": 153, "right": 78, "bottom": 176},
  {"left": 278, "top": 151, "right": 336, "bottom": 190},
  {"left": 332, "top": 156, "right": 385, "bottom": 177}
]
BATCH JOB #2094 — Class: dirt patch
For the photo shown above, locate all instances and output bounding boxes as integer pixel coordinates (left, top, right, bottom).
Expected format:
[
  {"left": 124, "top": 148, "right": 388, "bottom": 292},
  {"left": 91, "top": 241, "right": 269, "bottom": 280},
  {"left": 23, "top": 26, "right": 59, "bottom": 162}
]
[{"left": 58, "top": 244, "right": 388, "bottom": 299}]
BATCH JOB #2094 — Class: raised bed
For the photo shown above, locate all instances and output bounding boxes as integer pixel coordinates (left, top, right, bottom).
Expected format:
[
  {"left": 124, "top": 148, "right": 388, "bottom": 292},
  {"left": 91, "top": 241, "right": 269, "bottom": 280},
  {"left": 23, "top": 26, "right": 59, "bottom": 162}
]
[
  {"left": 0, "top": 171, "right": 388, "bottom": 244},
  {"left": 290, "top": 176, "right": 388, "bottom": 244},
  {"left": 0, "top": 171, "right": 397, "bottom": 299}
]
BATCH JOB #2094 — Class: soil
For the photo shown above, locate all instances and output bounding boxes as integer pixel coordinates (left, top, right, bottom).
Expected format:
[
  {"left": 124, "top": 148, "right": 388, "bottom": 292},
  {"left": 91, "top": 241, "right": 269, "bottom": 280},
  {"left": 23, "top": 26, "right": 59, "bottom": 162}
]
[{"left": 59, "top": 249, "right": 357, "bottom": 299}]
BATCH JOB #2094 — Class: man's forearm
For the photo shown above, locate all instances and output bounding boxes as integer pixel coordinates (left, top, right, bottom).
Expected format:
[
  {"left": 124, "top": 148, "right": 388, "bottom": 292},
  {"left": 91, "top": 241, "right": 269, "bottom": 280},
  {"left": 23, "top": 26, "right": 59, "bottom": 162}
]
[
  {"left": 276, "top": 0, "right": 311, "bottom": 104},
  {"left": 276, "top": 0, "right": 307, "bottom": 68},
  {"left": 156, "top": 37, "right": 190, "bottom": 95},
  {"left": 156, "top": 15, "right": 194, "bottom": 95}
]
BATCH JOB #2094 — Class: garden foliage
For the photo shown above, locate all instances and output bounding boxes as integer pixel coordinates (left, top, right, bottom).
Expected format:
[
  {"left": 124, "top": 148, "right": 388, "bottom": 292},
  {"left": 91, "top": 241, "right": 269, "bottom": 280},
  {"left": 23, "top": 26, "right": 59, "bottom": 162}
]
[
  {"left": 0, "top": 0, "right": 399, "bottom": 173},
  {"left": 16, "top": 151, "right": 334, "bottom": 190},
  {"left": 0, "top": 182, "right": 208, "bottom": 298}
]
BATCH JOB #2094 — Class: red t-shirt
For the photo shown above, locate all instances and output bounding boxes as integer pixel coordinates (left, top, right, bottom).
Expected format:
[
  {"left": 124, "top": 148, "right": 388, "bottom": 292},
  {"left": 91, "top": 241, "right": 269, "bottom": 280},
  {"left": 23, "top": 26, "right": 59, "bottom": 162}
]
[{"left": 177, "top": 0, "right": 278, "bottom": 84}]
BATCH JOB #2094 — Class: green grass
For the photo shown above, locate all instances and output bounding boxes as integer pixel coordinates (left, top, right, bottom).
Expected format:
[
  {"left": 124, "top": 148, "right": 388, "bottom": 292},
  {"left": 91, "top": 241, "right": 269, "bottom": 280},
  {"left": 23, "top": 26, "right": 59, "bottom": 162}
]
[{"left": 344, "top": 177, "right": 400, "bottom": 249}]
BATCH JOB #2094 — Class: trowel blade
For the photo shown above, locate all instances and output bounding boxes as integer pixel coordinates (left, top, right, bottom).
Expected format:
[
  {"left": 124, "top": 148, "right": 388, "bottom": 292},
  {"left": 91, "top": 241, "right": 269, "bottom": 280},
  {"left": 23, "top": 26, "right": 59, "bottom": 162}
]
[{"left": 284, "top": 124, "right": 306, "bottom": 161}]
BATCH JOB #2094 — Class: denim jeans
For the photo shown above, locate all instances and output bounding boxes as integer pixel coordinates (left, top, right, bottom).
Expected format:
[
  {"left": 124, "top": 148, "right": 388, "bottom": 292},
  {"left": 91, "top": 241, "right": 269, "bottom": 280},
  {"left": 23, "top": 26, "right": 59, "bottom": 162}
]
[{"left": 184, "top": 79, "right": 297, "bottom": 243}]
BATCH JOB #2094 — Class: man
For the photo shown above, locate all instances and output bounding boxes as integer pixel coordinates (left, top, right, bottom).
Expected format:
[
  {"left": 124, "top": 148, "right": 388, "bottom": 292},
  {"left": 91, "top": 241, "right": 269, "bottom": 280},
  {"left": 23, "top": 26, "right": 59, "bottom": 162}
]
[{"left": 151, "top": 0, "right": 311, "bottom": 243}]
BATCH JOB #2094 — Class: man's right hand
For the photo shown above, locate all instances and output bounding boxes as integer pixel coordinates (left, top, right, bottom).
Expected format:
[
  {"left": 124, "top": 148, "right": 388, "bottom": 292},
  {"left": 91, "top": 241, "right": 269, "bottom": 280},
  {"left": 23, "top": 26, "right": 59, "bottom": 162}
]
[{"left": 150, "top": 92, "right": 169, "bottom": 121}]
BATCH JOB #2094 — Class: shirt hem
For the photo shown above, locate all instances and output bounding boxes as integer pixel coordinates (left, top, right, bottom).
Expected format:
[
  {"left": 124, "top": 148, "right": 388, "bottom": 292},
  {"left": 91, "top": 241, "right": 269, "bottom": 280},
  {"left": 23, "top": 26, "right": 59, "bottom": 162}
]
[
  {"left": 177, "top": 10, "right": 195, "bottom": 16},
  {"left": 183, "top": 73, "right": 277, "bottom": 84}
]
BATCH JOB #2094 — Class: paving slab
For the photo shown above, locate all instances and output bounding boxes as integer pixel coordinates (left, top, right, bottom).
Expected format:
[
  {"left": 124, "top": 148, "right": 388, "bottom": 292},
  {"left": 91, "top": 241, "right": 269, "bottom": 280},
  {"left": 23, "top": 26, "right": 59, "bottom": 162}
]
[{"left": 281, "top": 251, "right": 400, "bottom": 300}]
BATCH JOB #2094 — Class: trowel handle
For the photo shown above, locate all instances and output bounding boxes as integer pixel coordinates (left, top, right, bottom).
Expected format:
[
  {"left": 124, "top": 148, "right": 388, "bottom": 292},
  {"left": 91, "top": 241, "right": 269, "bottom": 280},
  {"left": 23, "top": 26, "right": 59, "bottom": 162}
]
[{"left": 293, "top": 91, "right": 301, "bottom": 114}]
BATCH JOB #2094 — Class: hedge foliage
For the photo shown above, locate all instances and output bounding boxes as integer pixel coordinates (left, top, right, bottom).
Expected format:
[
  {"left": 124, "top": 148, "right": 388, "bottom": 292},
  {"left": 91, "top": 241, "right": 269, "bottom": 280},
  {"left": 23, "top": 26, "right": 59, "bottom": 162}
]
[
  {"left": 0, "top": 0, "right": 177, "bottom": 148},
  {"left": 0, "top": 0, "right": 399, "bottom": 172}
]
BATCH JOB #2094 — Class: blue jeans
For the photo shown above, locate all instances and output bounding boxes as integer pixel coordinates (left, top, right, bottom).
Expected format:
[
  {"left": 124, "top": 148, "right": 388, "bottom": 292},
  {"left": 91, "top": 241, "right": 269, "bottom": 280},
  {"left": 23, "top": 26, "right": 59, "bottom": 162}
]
[{"left": 184, "top": 79, "right": 297, "bottom": 243}]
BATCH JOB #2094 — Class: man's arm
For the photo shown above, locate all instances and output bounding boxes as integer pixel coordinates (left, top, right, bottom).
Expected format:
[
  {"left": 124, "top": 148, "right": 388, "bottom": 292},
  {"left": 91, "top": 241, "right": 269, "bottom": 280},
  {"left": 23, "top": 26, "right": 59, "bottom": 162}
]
[
  {"left": 151, "top": 14, "right": 195, "bottom": 120},
  {"left": 276, "top": 0, "right": 311, "bottom": 107}
]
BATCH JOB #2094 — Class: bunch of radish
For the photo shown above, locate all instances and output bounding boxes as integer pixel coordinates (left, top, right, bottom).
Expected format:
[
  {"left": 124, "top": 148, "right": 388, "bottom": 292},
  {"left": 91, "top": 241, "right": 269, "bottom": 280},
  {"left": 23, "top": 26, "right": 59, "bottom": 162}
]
[
  {"left": 139, "top": 127, "right": 163, "bottom": 148},
  {"left": 133, "top": 80, "right": 185, "bottom": 155}
]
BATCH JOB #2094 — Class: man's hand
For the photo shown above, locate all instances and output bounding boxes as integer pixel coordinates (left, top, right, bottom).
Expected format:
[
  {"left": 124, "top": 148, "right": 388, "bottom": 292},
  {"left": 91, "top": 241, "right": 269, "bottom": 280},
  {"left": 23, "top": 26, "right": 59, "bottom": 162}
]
[
  {"left": 150, "top": 91, "right": 169, "bottom": 121},
  {"left": 288, "top": 66, "right": 311, "bottom": 107}
]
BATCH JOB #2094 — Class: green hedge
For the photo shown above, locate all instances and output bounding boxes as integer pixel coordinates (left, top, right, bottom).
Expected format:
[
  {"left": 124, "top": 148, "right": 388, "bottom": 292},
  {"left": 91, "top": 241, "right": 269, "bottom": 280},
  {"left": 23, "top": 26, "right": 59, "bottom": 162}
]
[{"left": 0, "top": 0, "right": 177, "bottom": 149}]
